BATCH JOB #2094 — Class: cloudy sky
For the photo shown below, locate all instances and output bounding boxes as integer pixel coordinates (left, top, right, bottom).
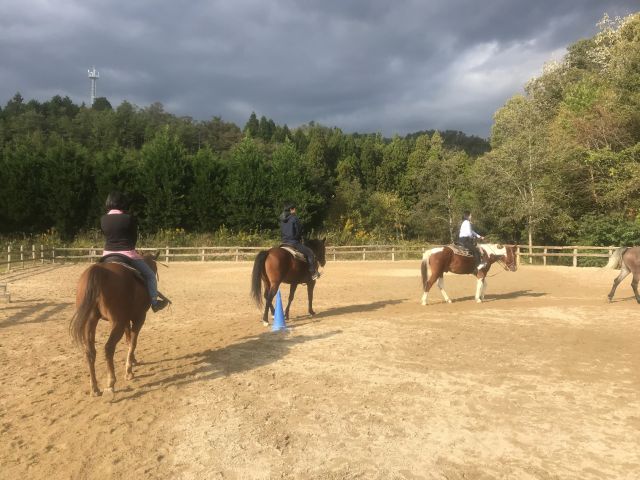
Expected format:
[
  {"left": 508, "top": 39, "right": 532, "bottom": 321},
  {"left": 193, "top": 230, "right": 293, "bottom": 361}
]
[{"left": 0, "top": 1, "right": 637, "bottom": 137}]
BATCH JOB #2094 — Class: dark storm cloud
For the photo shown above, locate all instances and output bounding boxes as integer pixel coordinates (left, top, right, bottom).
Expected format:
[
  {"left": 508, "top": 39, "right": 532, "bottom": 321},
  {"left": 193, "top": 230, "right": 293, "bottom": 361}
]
[{"left": 0, "top": 0, "right": 637, "bottom": 137}]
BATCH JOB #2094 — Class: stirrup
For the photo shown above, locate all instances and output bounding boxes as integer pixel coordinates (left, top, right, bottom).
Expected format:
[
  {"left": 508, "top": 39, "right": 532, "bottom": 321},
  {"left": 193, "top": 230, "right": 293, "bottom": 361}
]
[{"left": 311, "top": 271, "right": 321, "bottom": 281}]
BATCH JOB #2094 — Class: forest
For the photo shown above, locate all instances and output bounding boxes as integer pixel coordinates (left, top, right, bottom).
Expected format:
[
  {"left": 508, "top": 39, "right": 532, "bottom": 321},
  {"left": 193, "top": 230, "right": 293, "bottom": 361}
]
[{"left": 0, "top": 13, "right": 639, "bottom": 247}]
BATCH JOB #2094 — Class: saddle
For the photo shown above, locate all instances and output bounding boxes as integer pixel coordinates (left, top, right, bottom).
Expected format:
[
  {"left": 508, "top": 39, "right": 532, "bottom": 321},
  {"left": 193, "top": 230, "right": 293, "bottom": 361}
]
[
  {"left": 99, "top": 254, "right": 145, "bottom": 282},
  {"left": 279, "top": 244, "right": 307, "bottom": 263},
  {"left": 448, "top": 243, "right": 489, "bottom": 260},
  {"left": 447, "top": 244, "right": 474, "bottom": 257}
]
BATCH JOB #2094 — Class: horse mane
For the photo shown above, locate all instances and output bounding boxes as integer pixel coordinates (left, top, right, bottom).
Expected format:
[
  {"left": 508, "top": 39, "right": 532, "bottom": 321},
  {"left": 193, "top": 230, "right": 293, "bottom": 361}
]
[{"left": 479, "top": 243, "right": 507, "bottom": 256}]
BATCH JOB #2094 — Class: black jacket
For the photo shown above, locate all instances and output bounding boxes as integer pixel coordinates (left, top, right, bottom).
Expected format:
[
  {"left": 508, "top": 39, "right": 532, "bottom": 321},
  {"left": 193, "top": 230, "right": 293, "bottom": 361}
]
[
  {"left": 101, "top": 213, "right": 138, "bottom": 251},
  {"left": 280, "top": 211, "right": 302, "bottom": 243}
]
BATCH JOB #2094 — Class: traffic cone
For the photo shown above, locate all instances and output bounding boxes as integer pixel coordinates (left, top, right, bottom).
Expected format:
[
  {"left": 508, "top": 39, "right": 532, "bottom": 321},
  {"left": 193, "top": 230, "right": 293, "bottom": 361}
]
[{"left": 272, "top": 290, "right": 287, "bottom": 332}]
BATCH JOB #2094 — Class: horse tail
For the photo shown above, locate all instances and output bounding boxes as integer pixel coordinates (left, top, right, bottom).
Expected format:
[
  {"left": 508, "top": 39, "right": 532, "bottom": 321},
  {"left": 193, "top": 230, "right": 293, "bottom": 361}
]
[
  {"left": 69, "top": 266, "right": 101, "bottom": 348},
  {"left": 251, "top": 250, "right": 269, "bottom": 306},
  {"left": 421, "top": 249, "right": 431, "bottom": 291},
  {"left": 604, "top": 247, "right": 627, "bottom": 270}
]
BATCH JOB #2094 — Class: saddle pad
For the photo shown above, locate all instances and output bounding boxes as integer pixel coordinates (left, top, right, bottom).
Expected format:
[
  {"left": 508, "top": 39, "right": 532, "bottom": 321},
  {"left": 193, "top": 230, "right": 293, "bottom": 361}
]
[{"left": 279, "top": 245, "right": 307, "bottom": 262}]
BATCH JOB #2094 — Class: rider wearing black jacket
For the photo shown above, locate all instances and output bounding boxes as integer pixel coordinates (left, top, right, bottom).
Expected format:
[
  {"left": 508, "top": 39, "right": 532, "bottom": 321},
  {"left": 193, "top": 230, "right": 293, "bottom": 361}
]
[{"left": 280, "top": 203, "right": 320, "bottom": 280}]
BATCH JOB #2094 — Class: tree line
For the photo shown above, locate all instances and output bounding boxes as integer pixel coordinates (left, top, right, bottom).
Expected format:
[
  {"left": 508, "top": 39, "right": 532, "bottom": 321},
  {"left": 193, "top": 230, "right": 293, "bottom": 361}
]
[{"left": 0, "top": 12, "right": 639, "bottom": 247}]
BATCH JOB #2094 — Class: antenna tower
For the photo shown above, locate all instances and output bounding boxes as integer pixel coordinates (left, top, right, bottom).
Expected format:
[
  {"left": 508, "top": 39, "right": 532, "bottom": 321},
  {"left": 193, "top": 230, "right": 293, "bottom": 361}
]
[{"left": 88, "top": 66, "right": 99, "bottom": 105}]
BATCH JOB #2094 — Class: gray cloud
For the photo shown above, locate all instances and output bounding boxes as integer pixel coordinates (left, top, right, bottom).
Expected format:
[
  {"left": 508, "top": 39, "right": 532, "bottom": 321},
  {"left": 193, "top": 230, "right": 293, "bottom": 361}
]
[{"left": 0, "top": 0, "right": 637, "bottom": 137}]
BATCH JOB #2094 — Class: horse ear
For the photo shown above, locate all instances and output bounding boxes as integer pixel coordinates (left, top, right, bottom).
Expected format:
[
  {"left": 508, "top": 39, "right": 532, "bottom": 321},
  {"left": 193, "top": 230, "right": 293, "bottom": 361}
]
[
  {"left": 496, "top": 244, "right": 503, "bottom": 249},
  {"left": 154, "top": 251, "right": 160, "bottom": 260},
  {"left": 321, "top": 236, "right": 326, "bottom": 243}
]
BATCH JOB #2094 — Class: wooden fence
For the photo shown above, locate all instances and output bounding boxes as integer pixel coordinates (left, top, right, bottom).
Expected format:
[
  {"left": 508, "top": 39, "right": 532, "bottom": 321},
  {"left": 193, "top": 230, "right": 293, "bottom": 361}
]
[{"left": 0, "top": 244, "right": 620, "bottom": 272}]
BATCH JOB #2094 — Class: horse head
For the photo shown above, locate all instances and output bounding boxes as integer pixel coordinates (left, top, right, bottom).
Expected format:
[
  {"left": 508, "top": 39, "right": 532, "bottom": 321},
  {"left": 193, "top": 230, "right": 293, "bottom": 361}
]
[
  {"left": 306, "top": 237, "right": 327, "bottom": 267},
  {"left": 501, "top": 245, "right": 518, "bottom": 272}
]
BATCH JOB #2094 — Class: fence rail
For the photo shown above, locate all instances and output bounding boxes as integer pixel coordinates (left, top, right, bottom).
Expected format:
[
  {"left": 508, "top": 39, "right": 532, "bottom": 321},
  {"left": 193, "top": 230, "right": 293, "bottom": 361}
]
[{"left": 0, "top": 243, "right": 622, "bottom": 272}]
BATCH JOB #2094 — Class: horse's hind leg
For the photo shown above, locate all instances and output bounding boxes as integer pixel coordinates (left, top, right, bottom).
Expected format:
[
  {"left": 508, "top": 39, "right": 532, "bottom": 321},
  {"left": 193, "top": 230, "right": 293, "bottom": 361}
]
[
  {"left": 125, "top": 316, "right": 146, "bottom": 380},
  {"left": 632, "top": 273, "right": 640, "bottom": 304},
  {"left": 124, "top": 326, "right": 138, "bottom": 367},
  {"left": 262, "top": 283, "right": 278, "bottom": 326},
  {"left": 285, "top": 283, "right": 298, "bottom": 319},
  {"left": 84, "top": 313, "right": 101, "bottom": 396},
  {"left": 437, "top": 277, "right": 452, "bottom": 304},
  {"left": 608, "top": 267, "right": 630, "bottom": 302},
  {"left": 421, "top": 270, "right": 440, "bottom": 306},
  {"left": 104, "top": 321, "right": 126, "bottom": 395}
]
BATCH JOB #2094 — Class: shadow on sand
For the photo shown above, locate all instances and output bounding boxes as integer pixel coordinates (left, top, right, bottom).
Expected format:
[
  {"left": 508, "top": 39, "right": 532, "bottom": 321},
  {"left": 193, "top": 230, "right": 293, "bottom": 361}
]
[
  {"left": 0, "top": 301, "right": 73, "bottom": 328},
  {"left": 450, "top": 290, "right": 546, "bottom": 303},
  {"left": 111, "top": 329, "right": 342, "bottom": 402}
]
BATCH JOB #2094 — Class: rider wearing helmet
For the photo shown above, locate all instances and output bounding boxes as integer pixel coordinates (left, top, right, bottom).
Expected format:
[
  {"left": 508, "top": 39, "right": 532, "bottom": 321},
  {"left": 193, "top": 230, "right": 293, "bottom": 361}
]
[
  {"left": 458, "top": 211, "right": 485, "bottom": 271},
  {"left": 279, "top": 203, "right": 321, "bottom": 280}
]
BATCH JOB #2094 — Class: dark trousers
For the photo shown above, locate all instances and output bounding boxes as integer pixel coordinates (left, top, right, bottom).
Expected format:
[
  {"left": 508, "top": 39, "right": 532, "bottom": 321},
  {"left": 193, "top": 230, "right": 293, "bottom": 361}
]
[
  {"left": 285, "top": 241, "right": 317, "bottom": 272},
  {"left": 458, "top": 237, "right": 482, "bottom": 266}
]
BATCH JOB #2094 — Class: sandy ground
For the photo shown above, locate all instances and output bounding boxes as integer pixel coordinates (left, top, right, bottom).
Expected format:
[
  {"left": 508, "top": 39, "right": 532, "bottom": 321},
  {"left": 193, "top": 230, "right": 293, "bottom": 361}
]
[{"left": 0, "top": 260, "right": 639, "bottom": 480}]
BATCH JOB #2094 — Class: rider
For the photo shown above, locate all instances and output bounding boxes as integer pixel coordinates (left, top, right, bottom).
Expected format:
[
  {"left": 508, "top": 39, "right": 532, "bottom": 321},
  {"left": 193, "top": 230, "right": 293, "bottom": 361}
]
[
  {"left": 279, "top": 202, "right": 321, "bottom": 280},
  {"left": 458, "top": 211, "right": 485, "bottom": 271},
  {"left": 100, "top": 191, "right": 170, "bottom": 312}
]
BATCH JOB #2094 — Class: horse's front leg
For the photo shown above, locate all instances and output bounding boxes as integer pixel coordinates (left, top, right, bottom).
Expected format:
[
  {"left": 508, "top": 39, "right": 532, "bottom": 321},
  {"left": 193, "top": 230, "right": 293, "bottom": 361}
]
[
  {"left": 475, "top": 277, "right": 486, "bottom": 303},
  {"left": 285, "top": 283, "right": 298, "bottom": 320},
  {"left": 608, "top": 267, "right": 629, "bottom": 302},
  {"left": 307, "top": 280, "right": 316, "bottom": 316}
]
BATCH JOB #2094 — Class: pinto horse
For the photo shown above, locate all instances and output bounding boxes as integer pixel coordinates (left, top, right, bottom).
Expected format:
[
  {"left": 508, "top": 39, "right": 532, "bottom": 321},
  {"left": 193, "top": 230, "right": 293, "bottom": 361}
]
[
  {"left": 251, "top": 239, "right": 326, "bottom": 325},
  {"left": 420, "top": 243, "right": 517, "bottom": 305},
  {"left": 605, "top": 247, "right": 640, "bottom": 303},
  {"left": 69, "top": 253, "right": 160, "bottom": 396}
]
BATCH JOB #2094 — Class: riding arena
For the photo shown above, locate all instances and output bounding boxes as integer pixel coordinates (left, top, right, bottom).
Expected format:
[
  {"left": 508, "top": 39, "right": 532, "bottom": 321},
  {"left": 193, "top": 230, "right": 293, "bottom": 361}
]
[{"left": 1, "top": 247, "right": 639, "bottom": 479}]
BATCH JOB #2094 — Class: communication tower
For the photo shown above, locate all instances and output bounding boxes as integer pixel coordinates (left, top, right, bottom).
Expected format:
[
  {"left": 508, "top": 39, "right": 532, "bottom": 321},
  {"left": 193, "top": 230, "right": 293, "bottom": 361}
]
[{"left": 88, "top": 66, "right": 99, "bottom": 105}]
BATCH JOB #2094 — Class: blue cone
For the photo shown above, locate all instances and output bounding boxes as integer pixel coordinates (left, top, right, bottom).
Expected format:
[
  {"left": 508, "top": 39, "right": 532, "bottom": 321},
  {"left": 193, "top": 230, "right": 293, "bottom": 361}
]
[{"left": 272, "top": 290, "right": 287, "bottom": 332}]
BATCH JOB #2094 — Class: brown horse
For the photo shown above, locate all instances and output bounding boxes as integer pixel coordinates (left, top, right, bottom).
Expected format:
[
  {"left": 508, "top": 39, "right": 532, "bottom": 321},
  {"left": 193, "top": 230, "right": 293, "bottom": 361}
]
[
  {"left": 69, "top": 253, "right": 160, "bottom": 396},
  {"left": 605, "top": 247, "right": 640, "bottom": 303},
  {"left": 420, "top": 243, "right": 517, "bottom": 305},
  {"left": 251, "top": 239, "right": 326, "bottom": 325}
]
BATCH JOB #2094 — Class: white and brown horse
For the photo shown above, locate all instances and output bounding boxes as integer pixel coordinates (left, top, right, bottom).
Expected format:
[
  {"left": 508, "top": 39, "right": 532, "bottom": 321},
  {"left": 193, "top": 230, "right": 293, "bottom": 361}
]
[
  {"left": 420, "top": 243, "right": 517, "bottom": 305},
  {"left": 605, "top": 247, "right": 640, "bottom": 303}
]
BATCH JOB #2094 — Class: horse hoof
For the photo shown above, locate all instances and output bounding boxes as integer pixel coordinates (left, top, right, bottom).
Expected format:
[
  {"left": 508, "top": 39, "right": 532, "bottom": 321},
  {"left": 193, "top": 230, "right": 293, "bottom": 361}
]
[
  {"left": 126, "top": 372, "right": 134, "bottom": 381},
  {"left": 90, "top": 389, "right": 102, "bottom": 397},
  {"left": 476, "top": 299, "right": 482, "bottom": 303},
  {"left": 262, "top": 320, "right": 269, "bottom": 327},
  {"left": 446, "top": 299, "right": 452, "bottom": 304},
  {"left": 309, "top": 310, "right": 316, "bottom": 316},
  {"left": 103, "top": 387, "right": 115, "bottom": 400},
  {"left": 421, "top": 301, "right": 427, "bottom": 306}
]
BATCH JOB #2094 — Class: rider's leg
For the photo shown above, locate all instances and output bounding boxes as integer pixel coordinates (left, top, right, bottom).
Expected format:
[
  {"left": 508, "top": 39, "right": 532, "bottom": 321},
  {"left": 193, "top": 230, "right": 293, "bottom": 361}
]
[
  {"left": 130, "top": 259, "right": 166, "bottom": 311},
  {"left": 296, "top": 244, "right": 318, "bottom": 274}
]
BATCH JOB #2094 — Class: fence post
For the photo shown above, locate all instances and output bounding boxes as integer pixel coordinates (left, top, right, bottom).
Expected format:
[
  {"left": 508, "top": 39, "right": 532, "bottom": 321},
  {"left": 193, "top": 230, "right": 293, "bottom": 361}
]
[
  {"left": 333, "top": 247, "right": 336, "bottom": 261},
  {"left": 6, "top": 245, "right": 10, "bottom": 272},
  {"left": 32, "top": 244, "right": 36, "bottom": 265},
  {"left": 52, "top": 246, "right": 55, "bottom": 264},
  {"left": 40, "top": 244, "right": 44, "bottom": 264},
  {"left": 515, "top": 246, "right": 521, "bottom": 267},
  {"left": 20, "top": 245, "right": 24, "bottom": 269},
  {"left": 543, "top": 247, "right": 547, "bottom": 266},
  {"left": 362, "top": 247, "right": 366, "bottom": 261},
  {"left": 235, "top": 248, "right": 239, "bottom": 262},
  {"left": 573, "top": 248, "right": 578, "bottom": 267},
  {"left": 201, "top": 248, "right": 205, "bottom": 262},
  {"left": 165, "top": 246, "right": 170, "bottom": 263},
  {"left": 391, "top": 247, "right": 395, "bottom": 261}
]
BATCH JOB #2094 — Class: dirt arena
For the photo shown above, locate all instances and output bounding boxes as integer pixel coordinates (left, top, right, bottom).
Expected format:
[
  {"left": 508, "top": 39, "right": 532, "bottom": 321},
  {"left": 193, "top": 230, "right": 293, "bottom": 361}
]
[{"left": 0, "top": 260, "right": 639, "bottom": 479}]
